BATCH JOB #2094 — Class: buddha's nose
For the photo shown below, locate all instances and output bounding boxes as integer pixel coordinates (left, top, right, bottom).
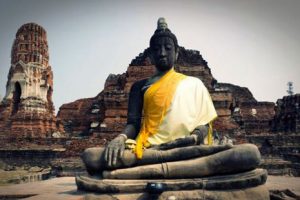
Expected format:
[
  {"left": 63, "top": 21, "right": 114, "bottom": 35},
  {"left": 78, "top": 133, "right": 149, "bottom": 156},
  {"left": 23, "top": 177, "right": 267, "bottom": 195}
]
[{"left": 159, "top": 47, "right": 166, "bottom": 57}]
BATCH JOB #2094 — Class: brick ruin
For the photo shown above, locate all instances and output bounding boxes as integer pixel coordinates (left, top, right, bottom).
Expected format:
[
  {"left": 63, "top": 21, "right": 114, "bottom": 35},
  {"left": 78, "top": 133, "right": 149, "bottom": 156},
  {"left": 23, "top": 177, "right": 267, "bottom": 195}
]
[
  {"left": 0, "top": 23, "right": 298, "bottom": 176},
  {"left": 57, "top": 47, "right": 276, "bottom": 138},
  {"left": 273, "top": 94, "right": 300, "bottom": 133},
  {"left": 246, "top": 94, "right": 300, "bottom": 175},
  {"left": 0, "top": 23, "right": 62, "bottom": 138},
  {"left": 57, "top": 47, "right": 300, "bottom": 175}
]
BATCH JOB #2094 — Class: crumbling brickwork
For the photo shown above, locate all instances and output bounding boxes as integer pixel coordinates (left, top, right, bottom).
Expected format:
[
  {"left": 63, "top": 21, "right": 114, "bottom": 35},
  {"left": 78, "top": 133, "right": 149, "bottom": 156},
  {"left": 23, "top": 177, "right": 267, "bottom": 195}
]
[
  {"left": 0, "top": 23, "right": 62, "bottom": 138},
  {"left": 58, "top": 47, "right": 274, "bottom": 138},
  {"left": 273, "top": 94, "right": 300, "bottom": 133}
]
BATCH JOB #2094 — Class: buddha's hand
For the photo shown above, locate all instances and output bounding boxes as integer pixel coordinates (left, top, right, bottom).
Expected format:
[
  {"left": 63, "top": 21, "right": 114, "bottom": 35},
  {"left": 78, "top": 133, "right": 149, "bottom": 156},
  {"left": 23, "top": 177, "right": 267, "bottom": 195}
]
[
  {"left": 192, "top": 125, "right": 208, "bottom": 145},
  {"left": 104, "top": 134, "right": 126, "bottom": 167}
]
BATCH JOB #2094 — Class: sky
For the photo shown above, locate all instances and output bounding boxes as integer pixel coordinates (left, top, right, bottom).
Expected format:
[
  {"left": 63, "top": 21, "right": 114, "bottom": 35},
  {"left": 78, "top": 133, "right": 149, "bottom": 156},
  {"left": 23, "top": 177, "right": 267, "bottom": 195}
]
[{"left": 0, "top": 0, "right": 299, "bottom": 113}]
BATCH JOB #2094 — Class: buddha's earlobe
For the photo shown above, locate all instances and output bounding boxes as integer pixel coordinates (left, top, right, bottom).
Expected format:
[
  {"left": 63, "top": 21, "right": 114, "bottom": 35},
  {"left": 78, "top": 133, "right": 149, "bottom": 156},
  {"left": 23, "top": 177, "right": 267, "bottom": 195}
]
[
  {"left": 149, "top": 50, "right": 156, "bottom": 65},
  {"left": 175, "top": 49, "right": 179, "bottom": 61}
]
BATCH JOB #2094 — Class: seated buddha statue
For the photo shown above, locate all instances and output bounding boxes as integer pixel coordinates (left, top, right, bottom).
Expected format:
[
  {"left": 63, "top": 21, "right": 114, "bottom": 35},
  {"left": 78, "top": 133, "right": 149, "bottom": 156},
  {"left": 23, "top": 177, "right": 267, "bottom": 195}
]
[{"left": 81, "top": 17, "right": 261, "bottom": 180}]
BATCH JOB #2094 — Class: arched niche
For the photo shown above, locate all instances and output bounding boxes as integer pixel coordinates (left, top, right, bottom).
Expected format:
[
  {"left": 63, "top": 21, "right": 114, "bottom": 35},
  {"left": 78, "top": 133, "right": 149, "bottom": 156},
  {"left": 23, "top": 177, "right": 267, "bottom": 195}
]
[
  {"left": 12, "top": 82, "right": 21, "bottom": 115},
  {"left": 47, "top": 86, "right": 52, "bottom": 103},
  {"left": 47, "top": 86, "right": 53, "bottom": 113},
  {"left": 15, "top": 63, "right": 24, "bottom": 73}
]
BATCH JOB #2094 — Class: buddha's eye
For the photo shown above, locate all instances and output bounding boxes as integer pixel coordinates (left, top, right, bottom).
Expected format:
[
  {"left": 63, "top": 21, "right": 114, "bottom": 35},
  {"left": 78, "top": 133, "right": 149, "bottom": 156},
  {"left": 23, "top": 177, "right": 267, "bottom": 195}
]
[{"left": 165, "top": 44, "right": 172, "bottom": 50}]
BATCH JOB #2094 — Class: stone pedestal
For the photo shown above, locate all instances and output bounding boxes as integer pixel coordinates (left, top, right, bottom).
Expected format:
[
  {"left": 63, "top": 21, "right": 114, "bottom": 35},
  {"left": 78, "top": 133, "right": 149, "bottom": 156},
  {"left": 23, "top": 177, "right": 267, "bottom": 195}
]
[{"left": 76, "top": 168, "right": 269, "bottom": 200}]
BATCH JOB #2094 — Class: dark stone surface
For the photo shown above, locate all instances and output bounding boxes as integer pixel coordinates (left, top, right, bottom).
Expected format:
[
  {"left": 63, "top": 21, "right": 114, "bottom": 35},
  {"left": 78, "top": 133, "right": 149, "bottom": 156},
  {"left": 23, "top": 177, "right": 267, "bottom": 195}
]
[
  {"left": 129, "top": 47, "right": 208, "bottom": 67},
  {"left": 76, "top": 169, "right": 267, "bottom": 193},
  {"left": 84, "top": 185, "right": 269, "bottom": 200}
]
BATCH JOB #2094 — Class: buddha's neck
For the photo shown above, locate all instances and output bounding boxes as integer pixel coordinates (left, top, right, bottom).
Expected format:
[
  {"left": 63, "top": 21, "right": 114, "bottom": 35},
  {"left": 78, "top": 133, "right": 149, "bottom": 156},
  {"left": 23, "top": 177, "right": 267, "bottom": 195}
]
[
  {"left": 154, "top": 67, "right": 173, "bottom": 78},
  {"left": 143, "top": 67, "right": 173, "bottom": 91}
]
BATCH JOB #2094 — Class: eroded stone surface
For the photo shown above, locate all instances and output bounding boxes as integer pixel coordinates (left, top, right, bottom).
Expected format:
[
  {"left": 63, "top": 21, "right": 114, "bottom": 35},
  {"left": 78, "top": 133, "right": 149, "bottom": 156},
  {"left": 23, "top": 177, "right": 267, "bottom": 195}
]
[
  {"left": 0, "top": 23, "right": 63, "bottom": 138},
  {"left": 0, "top": 174, "right": 298, "bottom": 200},
  {"left": 58, "top": 47, "right": 275, "bottom": 138},
  {"left": 273, "top": 94, "right": 300, "bottom": 133},
  {"left": 84, "top": 185, "right": 270, "bottom": 200},
  {"left": 76, "top": 169, "right": 269, "bottom": 200},
  {"left": 56, "top": 46, "right": 300, "bottom": 176},
  {"left": 76, "top": 169, "right": 267, "bottom": 193}
]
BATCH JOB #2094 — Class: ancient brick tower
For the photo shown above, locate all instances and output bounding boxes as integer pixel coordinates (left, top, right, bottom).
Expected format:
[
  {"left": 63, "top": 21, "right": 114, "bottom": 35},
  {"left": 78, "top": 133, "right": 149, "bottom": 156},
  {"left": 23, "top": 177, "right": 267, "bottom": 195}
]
[{"left": 0, "top": 23, "right": 60, "bottom": 138}]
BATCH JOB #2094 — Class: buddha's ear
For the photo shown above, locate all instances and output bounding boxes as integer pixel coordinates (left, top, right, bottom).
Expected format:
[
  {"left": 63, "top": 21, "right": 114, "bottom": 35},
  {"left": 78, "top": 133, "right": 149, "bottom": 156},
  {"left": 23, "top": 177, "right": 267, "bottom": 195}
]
[
  {"left": 148, "top": 48, "right": 156, "bottom": 65},
  {"left": 175, "top": 48, "right": 179, "bottom": 60}
]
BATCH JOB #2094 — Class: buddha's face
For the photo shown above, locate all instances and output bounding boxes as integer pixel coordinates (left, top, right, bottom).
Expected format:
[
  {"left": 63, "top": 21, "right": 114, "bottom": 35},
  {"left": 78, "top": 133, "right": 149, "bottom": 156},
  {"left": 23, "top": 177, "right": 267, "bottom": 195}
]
[{"left": 151, "top": 37, "right": 178, "bottom": 72}]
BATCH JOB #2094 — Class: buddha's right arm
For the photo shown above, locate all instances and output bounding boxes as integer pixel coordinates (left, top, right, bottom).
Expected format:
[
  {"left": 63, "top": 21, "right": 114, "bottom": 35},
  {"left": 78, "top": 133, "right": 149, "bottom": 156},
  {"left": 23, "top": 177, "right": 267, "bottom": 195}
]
[
  {"left": 121, "top": 124, "right": 136, "bottom": 139},
  {"left": 125, "top": 79, "right": 148, "bottom": 140},
  {"left": 104, "top": 79, "right": 148, "bottom": 167}
]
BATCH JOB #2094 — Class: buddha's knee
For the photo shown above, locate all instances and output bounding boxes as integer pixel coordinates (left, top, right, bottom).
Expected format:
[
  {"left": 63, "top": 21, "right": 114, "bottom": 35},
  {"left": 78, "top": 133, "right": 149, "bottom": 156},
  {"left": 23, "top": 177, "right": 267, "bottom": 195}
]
[
  {"left": 81, "top": 147, "right": 105, "bottom": 174},
  {"left": 234, "top": 143, "right": 261, "bottom": 168}
]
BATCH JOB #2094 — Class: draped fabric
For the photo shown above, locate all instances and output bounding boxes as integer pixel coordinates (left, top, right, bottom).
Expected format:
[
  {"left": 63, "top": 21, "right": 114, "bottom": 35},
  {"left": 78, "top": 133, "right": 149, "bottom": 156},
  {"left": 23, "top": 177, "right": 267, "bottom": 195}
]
[
  {"left": 134, "top": 68, "right": 217, "bottom": 159},
  {"left": 135, "top": 69, "right": 186, "bottom": 159}
]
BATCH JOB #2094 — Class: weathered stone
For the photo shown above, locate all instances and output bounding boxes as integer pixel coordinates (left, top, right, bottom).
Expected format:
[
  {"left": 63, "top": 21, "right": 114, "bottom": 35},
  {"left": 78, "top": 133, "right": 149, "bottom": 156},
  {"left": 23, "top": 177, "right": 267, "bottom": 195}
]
[
  {"left": 239, "top": 94, "right": 300, "bottom": 176},
  {"left": 214, "top": 83, "right": 256, "bottom": 103},
  {"left": 84, "top": 185, "right": 269, "bottom": 200},
  {"left": 57, "top": 97, "right": 101, "bottom": 136},
  {"left": 272, "top": 94, "right": 300, "bottom": 133},
  {"left": 0, "top": 23, "right": 63, "bottom": 138},
  {"left": 1, "top": 175, "right": 296, "bottom": 200},
  {"left": 77, "top": 169, "right": 267, "bottom": 192},
  {"left": 58, "top": 46, "right": 272, "bottom": 138},
  {"left": 98, "top": 144, "right": 260, "bottom": 179},
  {"left": 28, "top": 166, "right": 43, "bottom": 172},
  {"left": 234, "top": 102, "right": 276, "bottom": 134}
]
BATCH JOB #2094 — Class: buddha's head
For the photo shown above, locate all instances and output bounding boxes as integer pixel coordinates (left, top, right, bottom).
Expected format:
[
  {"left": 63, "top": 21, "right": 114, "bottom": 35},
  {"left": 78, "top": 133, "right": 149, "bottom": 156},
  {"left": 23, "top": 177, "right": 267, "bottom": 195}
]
[{"left": 150, "top": 18, "right": 179, "bottom": 72}]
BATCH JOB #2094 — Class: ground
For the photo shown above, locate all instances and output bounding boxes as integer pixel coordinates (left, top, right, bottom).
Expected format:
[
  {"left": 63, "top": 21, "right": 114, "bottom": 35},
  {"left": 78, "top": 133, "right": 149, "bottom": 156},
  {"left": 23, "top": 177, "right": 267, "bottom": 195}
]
[{"left": 0, "top": 176, "right": 299, "bottom": 200}]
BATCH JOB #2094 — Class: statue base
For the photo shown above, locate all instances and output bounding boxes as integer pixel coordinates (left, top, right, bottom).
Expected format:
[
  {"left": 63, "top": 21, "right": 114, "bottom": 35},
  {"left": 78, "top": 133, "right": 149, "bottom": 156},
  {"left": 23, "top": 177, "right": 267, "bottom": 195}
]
[{"left": 76, "top": 168, "right": 269, "bottom": 200}]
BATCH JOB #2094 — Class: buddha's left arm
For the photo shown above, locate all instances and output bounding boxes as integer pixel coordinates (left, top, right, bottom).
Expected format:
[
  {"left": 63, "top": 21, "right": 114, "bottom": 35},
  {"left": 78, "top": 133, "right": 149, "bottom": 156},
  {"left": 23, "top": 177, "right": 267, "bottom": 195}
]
[{"left": 149, "top": 125, "right": 209, "bottom": 150}]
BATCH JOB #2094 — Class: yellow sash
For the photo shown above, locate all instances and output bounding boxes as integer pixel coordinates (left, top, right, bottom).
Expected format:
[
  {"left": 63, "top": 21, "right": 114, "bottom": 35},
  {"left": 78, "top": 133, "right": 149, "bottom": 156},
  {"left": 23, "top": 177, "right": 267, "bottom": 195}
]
[{"left": 135, "top": 69, "right": 186, "bottom": 159}]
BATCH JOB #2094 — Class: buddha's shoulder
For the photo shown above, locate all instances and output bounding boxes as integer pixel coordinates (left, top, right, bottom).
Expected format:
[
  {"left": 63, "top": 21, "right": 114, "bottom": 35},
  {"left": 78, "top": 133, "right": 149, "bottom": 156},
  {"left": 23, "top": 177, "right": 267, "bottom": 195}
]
[
  {"left": 181, "top": 75, "right": 205, "bottom": 87},
  {"left": 131, "top": 79, "right": 148, "bottom": 89}
]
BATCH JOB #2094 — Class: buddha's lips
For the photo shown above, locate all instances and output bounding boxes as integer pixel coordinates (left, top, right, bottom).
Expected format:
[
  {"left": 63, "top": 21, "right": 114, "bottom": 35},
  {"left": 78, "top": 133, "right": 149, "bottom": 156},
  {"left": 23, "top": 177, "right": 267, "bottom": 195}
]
[{"left": 158, "top": 59, "right": 167, "bottom": 63}]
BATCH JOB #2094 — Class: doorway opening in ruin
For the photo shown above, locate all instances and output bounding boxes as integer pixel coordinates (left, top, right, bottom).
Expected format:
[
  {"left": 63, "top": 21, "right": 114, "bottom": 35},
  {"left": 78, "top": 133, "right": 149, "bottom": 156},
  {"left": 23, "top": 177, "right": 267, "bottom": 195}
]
[{"left": 12, "top": 82, "right": 21, "bottom": 115}]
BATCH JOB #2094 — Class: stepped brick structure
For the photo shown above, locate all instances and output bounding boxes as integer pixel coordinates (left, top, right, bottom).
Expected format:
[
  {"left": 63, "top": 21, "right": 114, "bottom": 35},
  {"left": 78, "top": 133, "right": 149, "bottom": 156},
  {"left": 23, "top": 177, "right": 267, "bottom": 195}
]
[
  {"left": 57, "top": 97, "right": 99, "bottom": 136},
  {"left": 0, "top": 23, "right": 62, "bottom": 138},
  {"left": 237, "top": 95, "right": 300, "bottom": 176},
  {"left": 59, "top": 45, "right": 300, "bottom": 176},
  {"left": 273, "top": 94, "right": 300, "bottom": 133},
  {"left": 0, "top": 25, "right": 298, "bottom": 176},
  {"left": 58, "top": 47, "right": 275, "bottom": 138}
]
